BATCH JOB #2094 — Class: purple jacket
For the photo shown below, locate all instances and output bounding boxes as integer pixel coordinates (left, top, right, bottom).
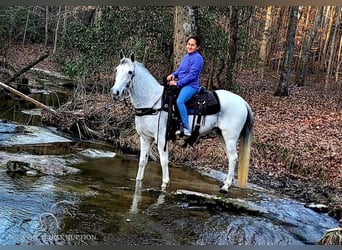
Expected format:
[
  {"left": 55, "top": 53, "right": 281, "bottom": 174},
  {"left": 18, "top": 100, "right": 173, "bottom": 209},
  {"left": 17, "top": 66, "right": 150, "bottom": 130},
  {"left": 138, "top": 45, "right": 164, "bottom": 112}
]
[{"left": 172, "top": 50, "right": 203, "bottom": 89}]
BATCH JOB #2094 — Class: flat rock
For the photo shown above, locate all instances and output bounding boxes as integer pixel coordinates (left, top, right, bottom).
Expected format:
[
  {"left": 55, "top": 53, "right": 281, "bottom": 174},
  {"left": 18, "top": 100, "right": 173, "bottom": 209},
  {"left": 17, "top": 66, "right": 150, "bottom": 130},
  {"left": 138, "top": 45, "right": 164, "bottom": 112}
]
[
  {"left": 174, "top": 189, "right": 268, "bottom": 215},
  {"left": 0, "top": 122, "right": 72, "bottom": 146}
]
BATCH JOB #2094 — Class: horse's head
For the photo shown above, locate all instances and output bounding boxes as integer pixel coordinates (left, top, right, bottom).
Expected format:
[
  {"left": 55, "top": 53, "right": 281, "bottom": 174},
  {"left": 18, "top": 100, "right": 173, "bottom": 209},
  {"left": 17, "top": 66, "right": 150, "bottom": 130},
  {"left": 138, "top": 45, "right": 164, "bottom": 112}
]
[{"left": 111, "top": 51, "right": 136, "bottom": 97}]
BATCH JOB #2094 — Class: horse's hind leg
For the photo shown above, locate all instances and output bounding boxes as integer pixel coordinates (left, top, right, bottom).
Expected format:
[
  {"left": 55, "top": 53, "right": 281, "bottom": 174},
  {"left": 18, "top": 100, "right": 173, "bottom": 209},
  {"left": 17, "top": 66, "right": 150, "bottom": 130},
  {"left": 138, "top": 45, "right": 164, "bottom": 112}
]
[
  {"left": 220, "top": 134, "right": 238, "bottom": 192},
  {"left": 136, "top": 136, "right": 152, "bottom": 182}
]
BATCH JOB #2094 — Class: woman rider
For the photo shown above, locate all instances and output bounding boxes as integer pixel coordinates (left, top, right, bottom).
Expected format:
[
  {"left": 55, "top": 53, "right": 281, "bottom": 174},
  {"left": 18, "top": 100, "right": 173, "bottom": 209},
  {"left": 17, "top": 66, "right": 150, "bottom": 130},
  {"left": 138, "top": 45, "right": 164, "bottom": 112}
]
[{"left": 166, "top": 36, "right": 204, "bottom": 136}]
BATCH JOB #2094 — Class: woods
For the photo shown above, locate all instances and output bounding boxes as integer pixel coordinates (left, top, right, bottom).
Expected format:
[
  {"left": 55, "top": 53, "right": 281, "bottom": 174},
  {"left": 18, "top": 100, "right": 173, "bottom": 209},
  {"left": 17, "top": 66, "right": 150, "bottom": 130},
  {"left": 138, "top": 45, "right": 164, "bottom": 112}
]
[
  {"left": 1, "top": 6, "right": 342, "bottom": 91},
  {"left": 0, "top": 6, "right": 341, "bottom": 225}
]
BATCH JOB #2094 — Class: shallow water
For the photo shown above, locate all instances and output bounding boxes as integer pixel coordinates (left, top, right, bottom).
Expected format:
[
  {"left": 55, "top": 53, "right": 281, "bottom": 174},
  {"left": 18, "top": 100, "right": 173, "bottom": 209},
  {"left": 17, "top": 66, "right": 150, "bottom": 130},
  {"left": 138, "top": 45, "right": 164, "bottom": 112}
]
[
  {"left": 0, "top": 90, "right": 68, "bottom": 126},
  {"left": 0, "top": 89, "right": 339, "bottom": 245},
  {"left": 0, "top": 150, "right": 338, "bottom": 245}
]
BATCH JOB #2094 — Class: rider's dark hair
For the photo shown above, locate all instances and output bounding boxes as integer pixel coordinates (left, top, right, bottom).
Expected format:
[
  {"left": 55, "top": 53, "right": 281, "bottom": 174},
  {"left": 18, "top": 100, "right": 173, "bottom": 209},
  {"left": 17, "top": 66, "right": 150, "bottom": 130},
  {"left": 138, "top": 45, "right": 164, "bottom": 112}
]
[{"left": 187, "top": 36, "right": 201, "bottom": 47}]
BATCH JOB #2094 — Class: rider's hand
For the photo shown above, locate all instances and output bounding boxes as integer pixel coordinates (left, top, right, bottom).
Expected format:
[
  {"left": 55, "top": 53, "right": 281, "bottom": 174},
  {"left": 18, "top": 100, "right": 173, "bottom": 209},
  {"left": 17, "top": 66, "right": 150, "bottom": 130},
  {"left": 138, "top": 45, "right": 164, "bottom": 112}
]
[
  {"left": 166, "top": 74, "right": 175, "bottom": 81},
  {"left": 168, "top": 80, "right": 177, "bottom": 86}
]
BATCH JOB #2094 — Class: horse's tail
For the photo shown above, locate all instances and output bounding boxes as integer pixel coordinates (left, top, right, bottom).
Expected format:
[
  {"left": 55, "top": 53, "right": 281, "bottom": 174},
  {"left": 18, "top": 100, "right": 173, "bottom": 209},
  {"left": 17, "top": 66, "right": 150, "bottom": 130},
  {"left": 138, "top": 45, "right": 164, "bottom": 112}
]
[{"left": 237, "top": 103, "right": 253, "bottom": 188}]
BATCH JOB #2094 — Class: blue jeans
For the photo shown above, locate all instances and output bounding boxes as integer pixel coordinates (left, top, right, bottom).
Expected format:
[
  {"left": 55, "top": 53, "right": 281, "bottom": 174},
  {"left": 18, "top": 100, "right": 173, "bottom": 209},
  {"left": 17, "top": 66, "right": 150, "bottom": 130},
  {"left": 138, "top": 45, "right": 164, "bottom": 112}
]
[{"left": 176, "top": 86, "right": 198, "bottom": 129}]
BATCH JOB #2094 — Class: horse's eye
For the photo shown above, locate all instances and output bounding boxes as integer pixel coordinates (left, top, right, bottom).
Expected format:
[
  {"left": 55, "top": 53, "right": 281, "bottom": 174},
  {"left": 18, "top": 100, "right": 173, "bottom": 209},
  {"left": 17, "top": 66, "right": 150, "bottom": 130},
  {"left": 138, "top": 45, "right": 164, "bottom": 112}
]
[{"left": 128, "top": 71, "right": 133, "bottom": 74}]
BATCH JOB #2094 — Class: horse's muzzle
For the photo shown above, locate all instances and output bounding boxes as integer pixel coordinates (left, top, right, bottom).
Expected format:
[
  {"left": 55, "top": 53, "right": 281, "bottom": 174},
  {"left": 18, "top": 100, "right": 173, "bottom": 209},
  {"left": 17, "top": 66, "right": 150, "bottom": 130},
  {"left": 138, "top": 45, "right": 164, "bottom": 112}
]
[{"left": 111, "top": 87, "right": 121, "bottom": 97}]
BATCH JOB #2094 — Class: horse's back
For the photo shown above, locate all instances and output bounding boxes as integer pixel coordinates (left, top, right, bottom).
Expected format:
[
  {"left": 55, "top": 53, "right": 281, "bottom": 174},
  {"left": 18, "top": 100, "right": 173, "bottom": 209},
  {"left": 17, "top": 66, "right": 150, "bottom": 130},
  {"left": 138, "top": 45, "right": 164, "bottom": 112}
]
[{"left": 214, "top": 89, "right": 250, "bottom": 131}]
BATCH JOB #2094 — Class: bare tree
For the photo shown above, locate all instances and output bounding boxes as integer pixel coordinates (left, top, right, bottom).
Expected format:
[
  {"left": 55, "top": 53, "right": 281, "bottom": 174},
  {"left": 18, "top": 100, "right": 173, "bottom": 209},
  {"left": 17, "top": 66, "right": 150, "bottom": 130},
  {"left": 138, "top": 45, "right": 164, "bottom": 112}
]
[
  {"left": 45, "top": 6, "right": 49, "bottom": 46},
  {"left": 296, "top": 7, "right": 323, "bottom": 87},
  {"left": 172, "top": 6, "right": 198, "bottom": 70},
  {"left": 275, "top": 6, "right": 299, "bottom": 96},
  {"left": 259, "top": 6, "right": 273, "bottom": 64},
  {"left": 22, "top": 7, "right": 30, "bottom": 47},
  {"left": 224, "top": 6, "right": 239, "bottom": 90},
  {"left": 335, "top": 28, "right": 342, "bottom": 83},
  {"left": 325, "top": 6, "right": 341, "bottom": 87},
  {"left": 53, "top": 6, "right": 62, "bottom": 54}
]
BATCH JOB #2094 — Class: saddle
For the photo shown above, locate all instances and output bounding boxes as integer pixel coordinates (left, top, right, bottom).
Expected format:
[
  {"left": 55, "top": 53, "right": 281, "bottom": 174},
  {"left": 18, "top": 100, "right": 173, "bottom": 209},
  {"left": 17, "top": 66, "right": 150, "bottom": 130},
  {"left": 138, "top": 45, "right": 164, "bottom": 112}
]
[{"left": 162, "top": 85, "right": 220, "bottom": 147}]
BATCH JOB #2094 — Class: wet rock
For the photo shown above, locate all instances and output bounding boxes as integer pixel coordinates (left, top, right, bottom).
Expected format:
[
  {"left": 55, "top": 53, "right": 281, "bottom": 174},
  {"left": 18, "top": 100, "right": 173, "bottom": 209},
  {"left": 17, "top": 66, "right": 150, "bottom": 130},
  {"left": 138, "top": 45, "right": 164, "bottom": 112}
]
[
  {"left": 0, "top": 121, "right": 72, "bottom": 146},
  {"left": 0, "top": 148, "right": 117, "bottom": 177},
  {"left": 6, "top": 161, "right": 42, "bottom": 176},
  {"left": 0, "top": 122, "right": 17, "bottom": 133},
  {"left": 174, "top": 189, "right": 268, "bottom": 215},
  {"left": 5, "top": 158, "right": 81, "bottom": 177},
  {"left": 77, "top": 149, "right": 116, "bottom": 159},
  {"left": 305, "top": 203, "right": 330, "bottom": 213}
]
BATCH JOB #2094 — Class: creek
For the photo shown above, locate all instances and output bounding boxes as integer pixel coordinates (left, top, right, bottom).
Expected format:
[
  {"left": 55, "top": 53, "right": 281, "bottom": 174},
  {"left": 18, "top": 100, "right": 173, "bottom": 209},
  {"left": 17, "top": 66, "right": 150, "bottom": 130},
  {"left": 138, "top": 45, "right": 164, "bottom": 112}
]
[{"left": 0, "top": 84, "right": 339, "bottom": 245}]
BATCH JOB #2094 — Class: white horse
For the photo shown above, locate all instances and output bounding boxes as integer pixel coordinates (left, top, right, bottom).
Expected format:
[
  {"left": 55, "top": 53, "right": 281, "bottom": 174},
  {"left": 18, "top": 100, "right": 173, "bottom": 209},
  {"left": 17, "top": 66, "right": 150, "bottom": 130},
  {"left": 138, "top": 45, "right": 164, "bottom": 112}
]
[{"left": 111, "top": 52, "right": 253, "bottom": 193}]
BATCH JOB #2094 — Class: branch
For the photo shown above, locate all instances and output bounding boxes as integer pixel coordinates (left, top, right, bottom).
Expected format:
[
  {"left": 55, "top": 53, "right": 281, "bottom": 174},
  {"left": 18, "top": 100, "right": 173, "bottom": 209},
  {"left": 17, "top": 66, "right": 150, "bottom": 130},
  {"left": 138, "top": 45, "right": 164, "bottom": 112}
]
[
  {"left": 0, "top": 81, "right": 57, "bottom": 115},
  {"left": 4, "top": 53, "right": 50, "bottom": 84}
]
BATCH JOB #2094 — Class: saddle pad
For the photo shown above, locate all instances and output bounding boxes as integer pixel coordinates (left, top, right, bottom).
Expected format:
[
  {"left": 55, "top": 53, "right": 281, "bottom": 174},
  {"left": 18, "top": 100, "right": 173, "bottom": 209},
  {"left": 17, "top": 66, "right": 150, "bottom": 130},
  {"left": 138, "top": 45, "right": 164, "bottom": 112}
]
[{"left": 187, "top": 90, "right": 220, "bottom": 115}]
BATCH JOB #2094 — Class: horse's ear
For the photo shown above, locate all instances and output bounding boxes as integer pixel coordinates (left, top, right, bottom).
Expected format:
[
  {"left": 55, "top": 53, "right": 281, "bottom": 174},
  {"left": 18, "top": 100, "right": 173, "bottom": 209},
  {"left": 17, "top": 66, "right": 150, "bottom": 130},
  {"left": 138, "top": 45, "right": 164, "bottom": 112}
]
[
  {"left": 130, "top": 53, "right": 135, "bottom": 62},
  {"left": 120, "top": 50, "right": 125, "bottom": 59}
]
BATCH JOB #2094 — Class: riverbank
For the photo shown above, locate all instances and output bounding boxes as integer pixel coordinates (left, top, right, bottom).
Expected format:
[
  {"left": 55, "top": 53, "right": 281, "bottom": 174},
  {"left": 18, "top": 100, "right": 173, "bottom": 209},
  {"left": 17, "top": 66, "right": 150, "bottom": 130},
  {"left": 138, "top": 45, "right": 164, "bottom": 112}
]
[
  {"left": 3, "top": 44, "right": 341, "bottom": 225},
  {"left": 41, "top": 74, "right": 341, "bottom": 225}
]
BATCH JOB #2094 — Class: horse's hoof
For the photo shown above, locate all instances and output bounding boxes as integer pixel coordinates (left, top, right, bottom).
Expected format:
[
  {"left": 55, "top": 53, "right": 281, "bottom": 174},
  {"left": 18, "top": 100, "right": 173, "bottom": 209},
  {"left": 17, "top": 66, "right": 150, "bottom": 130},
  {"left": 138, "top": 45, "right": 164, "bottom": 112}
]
[
  {"left": 161, "top": 182, "right": 168, "bottom": 191},
  {"left": 219, "top": 188, "right": 228, "bottom": 194},
  {"left": 219, "top": 184, "right": 229, "bottom": 193}
]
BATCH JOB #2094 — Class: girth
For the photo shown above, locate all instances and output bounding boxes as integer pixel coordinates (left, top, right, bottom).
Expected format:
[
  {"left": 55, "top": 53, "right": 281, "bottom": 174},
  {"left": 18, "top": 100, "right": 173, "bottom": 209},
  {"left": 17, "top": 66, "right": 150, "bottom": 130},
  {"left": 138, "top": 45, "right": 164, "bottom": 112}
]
[{"left": 135, "top": 107, "right": 161, "bottom": 116}]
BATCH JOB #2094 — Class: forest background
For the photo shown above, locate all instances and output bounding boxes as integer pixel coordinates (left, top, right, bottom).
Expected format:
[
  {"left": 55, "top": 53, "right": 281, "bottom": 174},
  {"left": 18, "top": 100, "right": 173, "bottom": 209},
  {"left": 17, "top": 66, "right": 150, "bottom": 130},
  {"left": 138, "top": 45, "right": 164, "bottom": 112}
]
[{"left": 0, "top": 6, "right": 341, "bottom": 222}]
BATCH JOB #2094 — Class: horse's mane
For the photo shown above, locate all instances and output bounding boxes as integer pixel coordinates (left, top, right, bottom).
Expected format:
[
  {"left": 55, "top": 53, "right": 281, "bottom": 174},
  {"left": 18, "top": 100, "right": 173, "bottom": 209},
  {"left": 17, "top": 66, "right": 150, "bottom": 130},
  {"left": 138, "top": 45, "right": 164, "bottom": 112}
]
[
  {"left": 135, "top": 62, "right": 151, "bottom": 75},
  {"left": 120, "top": 59, "right": 151, "bottom": 75},
  {"left": 135, "top": 61, "right": 160, "bottom": 84}
]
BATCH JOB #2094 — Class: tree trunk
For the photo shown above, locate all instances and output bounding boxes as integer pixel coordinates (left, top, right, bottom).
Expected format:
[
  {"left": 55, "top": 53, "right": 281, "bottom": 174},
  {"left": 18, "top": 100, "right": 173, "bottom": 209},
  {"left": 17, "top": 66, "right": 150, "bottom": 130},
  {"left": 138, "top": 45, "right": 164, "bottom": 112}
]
[
  {"left": 296, "top": 7, "right": 323, "bottom": 87},
  {"left": 45, "top": 6, "right": 49, "bottom": 47},
  {"left": 172, "top": 6, "right": 198, "bottom": 70},
  {"left": 295, "top": 6, "right": 310, "bottom": 72},
  {"left": 259, "top": 6, "right": 272, "bottom": 63},
  {"left": 53, "top": 6, "right": 62, "bottom": 54},
  {"left": 325, "top": 7, "right": 341, "bottom": 87},
  {"left": 63, "top": 6, "right": 68, "bottom": 33},
  {"left": 320, "top": 7, "right": 335, "bottom": 72},
  {"left": 275, "top": 6, "right": 299, "bottom": 96},
  {"left": 22, "top": 8, "right": 30, "bottom": 47},
  {"left": 225, "top": 6, "right": 239, "bottom": 90},
  {"left": 335, "top": 33, "right": 342, "bottom": 82}
]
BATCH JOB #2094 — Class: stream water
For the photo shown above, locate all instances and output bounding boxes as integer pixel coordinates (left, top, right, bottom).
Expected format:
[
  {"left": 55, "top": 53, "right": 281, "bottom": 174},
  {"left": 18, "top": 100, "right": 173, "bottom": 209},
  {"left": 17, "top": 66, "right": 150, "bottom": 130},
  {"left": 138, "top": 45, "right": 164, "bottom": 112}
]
[{"left": 0, "top": 87, "right": 339, "bottom": 245}]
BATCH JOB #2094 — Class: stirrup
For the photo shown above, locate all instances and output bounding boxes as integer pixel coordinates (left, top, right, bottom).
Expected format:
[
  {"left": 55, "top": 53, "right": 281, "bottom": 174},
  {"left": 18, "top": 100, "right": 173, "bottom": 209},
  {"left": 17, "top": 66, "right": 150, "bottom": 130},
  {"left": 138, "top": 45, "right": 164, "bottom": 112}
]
[{"left": 175, "top": 127, "right": 191, "bottom": 137}]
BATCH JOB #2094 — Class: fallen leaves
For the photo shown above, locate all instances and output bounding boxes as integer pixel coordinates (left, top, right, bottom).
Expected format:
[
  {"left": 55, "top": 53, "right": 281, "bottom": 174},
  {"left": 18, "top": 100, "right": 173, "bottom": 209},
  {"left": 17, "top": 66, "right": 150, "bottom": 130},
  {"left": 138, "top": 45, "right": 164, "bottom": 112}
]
[{"left": 239, "top": 71, "right": 341, "bottom": 188}]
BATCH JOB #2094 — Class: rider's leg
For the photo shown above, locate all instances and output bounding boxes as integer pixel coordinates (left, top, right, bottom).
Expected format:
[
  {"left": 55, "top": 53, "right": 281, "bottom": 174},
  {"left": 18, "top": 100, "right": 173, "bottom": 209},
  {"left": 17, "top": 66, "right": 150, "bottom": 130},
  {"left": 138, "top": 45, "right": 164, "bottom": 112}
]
[{"left": 176, "top": 86, "right": 197, "bottom": 134}]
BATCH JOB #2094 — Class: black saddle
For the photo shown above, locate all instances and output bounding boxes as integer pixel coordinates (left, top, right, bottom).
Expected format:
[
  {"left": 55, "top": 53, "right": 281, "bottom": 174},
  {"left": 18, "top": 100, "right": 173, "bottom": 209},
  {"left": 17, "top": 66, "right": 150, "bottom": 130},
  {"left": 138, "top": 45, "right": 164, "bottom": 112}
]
[
  {"left": 186, "top": 86, "right": 220, "bottom": 115},
  {"left": 161, "top": 85, "right": 221, "bottom": 146}
]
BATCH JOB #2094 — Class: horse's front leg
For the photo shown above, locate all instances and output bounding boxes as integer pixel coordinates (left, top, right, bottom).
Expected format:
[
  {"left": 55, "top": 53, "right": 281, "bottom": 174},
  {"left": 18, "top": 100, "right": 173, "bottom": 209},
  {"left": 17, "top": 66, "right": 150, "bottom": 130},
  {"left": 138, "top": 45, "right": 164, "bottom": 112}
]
[
  {"left": 157, "top": 141, "right": 169, "bottom": 191},
  {"left": 136, "top": 136, "right": 152, "bottom": 181}
]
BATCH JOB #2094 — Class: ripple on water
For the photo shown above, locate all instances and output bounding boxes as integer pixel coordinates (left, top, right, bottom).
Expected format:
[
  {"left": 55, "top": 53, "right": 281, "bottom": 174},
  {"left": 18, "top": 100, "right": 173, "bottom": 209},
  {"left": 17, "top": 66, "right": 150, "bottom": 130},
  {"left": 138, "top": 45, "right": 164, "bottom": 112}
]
[{"left": 0, "top": 169, "right": 78, "bottom": 245}]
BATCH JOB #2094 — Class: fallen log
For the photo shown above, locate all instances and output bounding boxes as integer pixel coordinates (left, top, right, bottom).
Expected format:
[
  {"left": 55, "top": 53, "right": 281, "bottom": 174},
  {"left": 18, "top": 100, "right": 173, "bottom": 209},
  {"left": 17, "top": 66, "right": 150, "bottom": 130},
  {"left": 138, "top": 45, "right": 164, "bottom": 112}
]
[
  {"left": 0, "top": 81, "right": 57, "bottom": 115},
  {"left": 319, "top": 227, "right": 342, "bottom": 245},
  {"left": 4, "top": 53, "right": 50, "bottom": 84}
]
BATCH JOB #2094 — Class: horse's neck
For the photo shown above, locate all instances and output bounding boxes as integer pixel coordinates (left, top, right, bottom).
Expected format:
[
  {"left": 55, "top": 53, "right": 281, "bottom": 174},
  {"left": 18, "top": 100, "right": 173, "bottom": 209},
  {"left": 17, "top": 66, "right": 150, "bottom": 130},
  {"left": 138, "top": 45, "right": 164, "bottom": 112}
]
[{"left": 129, "top": 64, "right": 164, "bottom": 109}]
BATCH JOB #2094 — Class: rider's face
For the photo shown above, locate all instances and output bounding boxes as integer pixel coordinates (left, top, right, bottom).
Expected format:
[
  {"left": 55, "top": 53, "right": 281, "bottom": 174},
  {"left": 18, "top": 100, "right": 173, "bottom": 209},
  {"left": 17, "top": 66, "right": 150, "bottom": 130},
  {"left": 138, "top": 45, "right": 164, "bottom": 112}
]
[{"left": 186, "top": 38, "right": 199, "bottom": 54}]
